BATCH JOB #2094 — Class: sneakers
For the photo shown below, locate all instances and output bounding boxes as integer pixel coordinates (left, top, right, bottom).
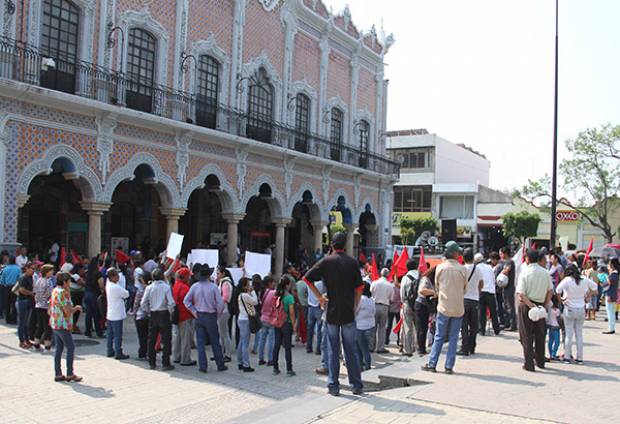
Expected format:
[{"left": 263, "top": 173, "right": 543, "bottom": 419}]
[
  {"left": 456, "top": 350, "right": 469, "bottom": 356},
  {"left": 242, "top": 366, "right": 255, "bottom": 373},
  {"left": 217, "top": 366, "right": 228, "bottom": 371},
  {"left": 286, "top": 370, "right": 296, "bottom": 377},
  {"left": 258, "top": 360, "right": 267, "bottom": 366},
  {"left": 315, "top": 367, "right": 328, "bottom": 375},
  {"left": 421, "top": 364, "right": 436, "bottom": 373},
  {"left": 162, "top": 365, "right": 175, "bottom": 371},
  {"left": 351, "top": 387, "right": 363, "bottom": 395},
  {"left": 444, "top": 368, "right": 454, "bottom": 375},
  {"left": 328, "top": 388, "right": 340, "bottom": 397},
  {"left": 115, "top": 353, "right": 130, "bottom": 360},
  {"left": 273, "top": 369, "right": 281, "bottom": 375}
]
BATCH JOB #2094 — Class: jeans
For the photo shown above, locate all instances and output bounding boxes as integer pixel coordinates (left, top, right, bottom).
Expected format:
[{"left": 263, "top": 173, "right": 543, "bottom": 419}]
[
  {"left": 33, "top": 307, "right": 52, "bottom": 344},
  {"left": 135, "top": 318, "right": 149, "bottom": 358},
  {"left": 503, "top": 288, "right": 517, "bottom": 330},
  {"left": 273, "top": 321, "right": 293, "bottom": 371},
  {"left": 356, "top": 327, "right": 374, "bottom": 370},
  {"left": 496, "top": 288, "right": 506, "bottom": 327},
  {"left": 563, "top": 306, "right": 585, "bottom": 361},
  {"left": 606, "top": 300, "right": 617, "bottom": 332},
  {"left": 386, "top": 311, "right": 400, "bottom": 345},
  {"left": 237, "top": 319, "right": 251, "bottom": 367},
  {"left": 326, "top": 322, "right": 363, "bottom": 392},
  {"left": 83, "top": 290, "right": 102, "bottom": 336},
  {"left": 106, "top": 319, "right": 124, "bottom": 356},
  {"left": 16, "top": 298, "right": 32, "bottom": 343},
  {"left": 53, "top": 329, "right": 75, "bottom": 377},
  {"left": 479, "top": 292, "right": 500, "bottom": 335},
  {"left": 414, "top": 302, "right": 430, "bottom": 354},
  {"left": 320, "top": 321, "right": 329, "bottom": 369},
  {"left": 306, "top": 305, "right": 323, "bottom": 353},
  {"left": 460, "top": 299, "right": 479, "bottom": 354},
  {"left": 428, "top": 312, "right": 463, "bottom": 370},
  {"left": 217, "top": 310, "right": 232, "bottom": 358},
  {"left": 195, "top": 312, "right": 225, "bottom": 371},
  {"left": 257, "top": 321, "right": 275, "bottom": 362},
  {"left": 148, "top": 311, "right": 172, "bottom": 367},
  {"left": 547, "top": 327, "right": 560, "bottom": 357}
]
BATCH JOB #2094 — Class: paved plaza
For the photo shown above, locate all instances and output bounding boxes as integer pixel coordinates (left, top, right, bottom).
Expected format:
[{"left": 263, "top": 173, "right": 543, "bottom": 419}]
[{"left": 0, "top": 313, "right": 617, "bottom": 423}]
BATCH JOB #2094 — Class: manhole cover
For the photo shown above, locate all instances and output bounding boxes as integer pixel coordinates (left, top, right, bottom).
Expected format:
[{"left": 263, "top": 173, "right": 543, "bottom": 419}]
[{"left": 74, "top": 339, "right": 100, "bottom": 347}]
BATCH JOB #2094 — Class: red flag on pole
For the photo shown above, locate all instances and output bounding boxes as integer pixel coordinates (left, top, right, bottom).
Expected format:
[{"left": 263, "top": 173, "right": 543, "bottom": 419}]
[
  {"left": 394, "top": 247, "right": 409, "bottom": 278},
  {"left": 71, "top": 250, "right": 81, "bottom": 265},
  {"left": 388, "top": 249, "right": 400, "bottom": 281},
  {"left": 115, "top": 249, "right": 130, "bottom": 265},
  {"left": 582, "top": 239, "right": 594, "bottom": 268},
  {"left": 370, "top": 254, "right": 380, "bottom": 281},
  {"left": 418, "top": 247, "right": 428, "bottom": 274},
  {"left": 392, "top": 316, "right": 403, "bottom": 334},
  {"left": 59, "top": 247, "right": 66, "bottom": 265}
]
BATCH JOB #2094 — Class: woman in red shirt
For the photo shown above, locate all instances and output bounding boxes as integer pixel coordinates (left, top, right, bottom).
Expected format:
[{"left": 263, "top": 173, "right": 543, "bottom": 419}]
[{"left": 172, "top": 268, "right": 195, "bottom": 366}]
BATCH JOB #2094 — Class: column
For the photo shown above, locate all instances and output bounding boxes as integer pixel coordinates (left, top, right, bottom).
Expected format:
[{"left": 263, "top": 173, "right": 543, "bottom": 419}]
[
  {"left": 311, "top": 220, "right": 328, "bottom": 254},
  {"left": 160, "top": 207, "right": 187, "bottom": 243},
  {"left": 273, "top": 218, "right": 291, "bottom": 279},
  {"left": 79, "top": 201, "right": 112, "bottom": 258},
  {"left": 344, "top": 223, "right": 357, "bottom": 257},
  {"left": 222, "top": 213, "right": 245, "bottom": 266}
]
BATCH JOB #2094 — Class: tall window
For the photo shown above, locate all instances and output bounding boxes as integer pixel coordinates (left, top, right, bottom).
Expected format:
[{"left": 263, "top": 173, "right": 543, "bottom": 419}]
[
  {"left": 393, "top": 186, "right": 432, "bottom": 212},
  {"left": 330, "top": 108, "right": 343, "bottom": 161},
  {"left": 39, "top": 0, "right": 79, "bottom": 93},
  {"left": 125, "top": 28, "right": 156, "bottom": 113},
  {"left": 246, "top": 68, "right": 274, "bottom": 143},
  {"left": 393, "top": 148, "right": 433, "bottom": 171},
  {"left": 358, "top": 120, "right": 369, "bottom": 167},
  {"left": 195, "top": 55, "right": 219, "bottom": 129},
  {"left": 439, "top": 195, "right": 474, "bottom": 219},
  {"left": 294, "top": 93, "right": 310, "bottom": 153}
]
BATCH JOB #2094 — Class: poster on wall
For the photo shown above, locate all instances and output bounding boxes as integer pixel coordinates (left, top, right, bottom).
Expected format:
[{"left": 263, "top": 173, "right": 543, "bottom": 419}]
[{"left": 111, "top": 237, "right": 129, "bottom": 254}]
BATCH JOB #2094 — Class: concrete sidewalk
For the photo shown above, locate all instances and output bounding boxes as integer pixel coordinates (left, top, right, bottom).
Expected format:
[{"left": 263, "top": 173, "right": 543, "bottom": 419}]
[{"left": 0, "top": 312, "right": 617, "bottom": 423}]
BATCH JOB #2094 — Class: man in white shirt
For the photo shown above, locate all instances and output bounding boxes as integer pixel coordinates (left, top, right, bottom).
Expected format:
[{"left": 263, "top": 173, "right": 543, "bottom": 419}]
[
  {"left": 306, "top": 280, "right": 325, "bottom": 354},
  {"left": 15, "top": 247, "right": 28, "bottom": 269},
  {"left": 105, "top": 268, "right": 130, "bottom": 360},
  {"left": 475, "top": 253, "right": 501, "bottom": 336},
  {"left": 458, "top": 248, "right": 484, "bottom": 356},
  {"left": 370, "top": 268, "right": 394, "bottom": 353}
]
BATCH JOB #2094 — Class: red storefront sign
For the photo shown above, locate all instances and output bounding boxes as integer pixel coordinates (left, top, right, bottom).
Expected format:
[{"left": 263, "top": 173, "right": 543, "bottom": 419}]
[{"left": 556, "top": 210, "right": 580, "bottom": 222}]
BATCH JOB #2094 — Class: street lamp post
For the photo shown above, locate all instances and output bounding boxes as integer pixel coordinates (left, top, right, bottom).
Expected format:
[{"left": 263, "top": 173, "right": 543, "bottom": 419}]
[{"left": 550, "top": 0, "right": 559, "bottom": 250}]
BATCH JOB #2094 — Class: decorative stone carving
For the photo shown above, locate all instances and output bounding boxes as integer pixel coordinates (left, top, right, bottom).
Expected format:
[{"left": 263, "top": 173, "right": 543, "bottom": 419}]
[
  {"left": 258, "top": 0, "right": 280, "bottom": 12},
  {"left": 353, "top": 174, "right": 361, "bottom": 211},
  {"left": 280, "top": 4, "right": 298, "bottom": 123},
  {"left": 230, "top": 0, "right": 247, "bottom": 109},
  {"left": 321, "top": 166, "right": 332, "bottom": 208},
  {"left": 342, "top": 5, "right": 351, "bottom": 31},
  {"left": 95, "top": 112, "right": 117, "bottom": 184},
  {"left": 175, "top": 130, "right": 192, "bottom": 191},
  {"left": 236, "top": 146, "right": 249, "bottom": 200},
  {"left": 283, "top": 157, "right": 296, "bottom": 202},
  {"left": 174, "top": 0, "right": 190, "bottom": 89},
  {"left": 318, "top": 31, "right": 330, "bottom": 136}
]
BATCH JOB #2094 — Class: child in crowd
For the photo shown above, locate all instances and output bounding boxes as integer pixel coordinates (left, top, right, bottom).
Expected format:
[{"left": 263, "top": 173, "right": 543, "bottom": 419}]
[{"left": 546, "top": 296, "right": 561, "bottom": 361}]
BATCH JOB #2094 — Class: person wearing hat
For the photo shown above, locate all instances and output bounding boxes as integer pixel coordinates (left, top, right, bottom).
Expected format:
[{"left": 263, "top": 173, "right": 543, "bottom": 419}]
[
  {"left": 303, "top": 232, "right": 364, "bottom": 396},
  {"left": 516, "top": 249, "right": 553, "bottom": 371},
  {"left": 172, "top": 267, "right": 195, "bottom": 366},
  {"left": 105, "top": 267, "right": 130, "bottom": 360},
  {"left": 183, "top": 263, "right": 228, "bottom": 373},
  {"left": 422, "top": 241, "right": 468, "bottom": 374}
]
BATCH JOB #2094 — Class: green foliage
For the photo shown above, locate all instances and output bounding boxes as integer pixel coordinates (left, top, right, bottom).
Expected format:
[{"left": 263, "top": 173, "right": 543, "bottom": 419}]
[
  {"left": 502, "top": 211, "right": 541, "bottom": 243},
  {"left": 400, "top": 217, "right": 437, "bottom": 245}
]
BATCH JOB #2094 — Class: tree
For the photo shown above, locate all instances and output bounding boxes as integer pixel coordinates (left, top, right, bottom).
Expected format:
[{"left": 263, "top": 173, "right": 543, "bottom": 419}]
[
  {"left": 502, "top": 211, "right": 541, "bottom": 245},
  {"left": 400, "top": 217, "right": 438, "bottom": 245},
  {"left": 515, "top": 124, "right": 620, "bottom": 243}
]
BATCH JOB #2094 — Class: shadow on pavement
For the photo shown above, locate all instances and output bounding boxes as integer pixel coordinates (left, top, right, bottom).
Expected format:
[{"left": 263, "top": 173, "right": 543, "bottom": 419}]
[
  {"left": 460, "top": 372, "right": 546, "bottom": 387},
  {"left": 68, "top": 383, "right": 115, "bottom": 398},
  {"left": 543, "top": 366, "right": 620, "bottom": 382}
]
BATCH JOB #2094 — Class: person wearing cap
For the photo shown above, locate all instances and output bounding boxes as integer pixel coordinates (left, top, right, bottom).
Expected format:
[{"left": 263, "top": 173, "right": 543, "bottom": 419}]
[
  {"left": 475, "top": 253, "right": 501, "bottom": 336},
  {"left": 457, "top": 248, "right": 483, "bottom": 356},
  {"left": 172, "top": 267, "right": 195, "bottom": 366},
  {"left": 422, "top": 241, "right": 468, "bottom": 374},
  {"left": 183, "top": 263, "right": 228, "bottom": 373},
  {"left": 105, "top": 267, "right": 130, "bottom": 360},
  {"left": 516, "top": 249, "right": 553, "bottom": 371},
  {"left": 142, "top": 268, "right": 176, "bottom": 371},
  {"left": 303, "top": 232, "right": 364, "bottom": 397}
]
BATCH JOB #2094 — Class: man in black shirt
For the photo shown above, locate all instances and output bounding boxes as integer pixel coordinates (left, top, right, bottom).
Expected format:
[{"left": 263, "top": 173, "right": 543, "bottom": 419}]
[
  {"left": 499, "top": 247, "right": 517, "bottom": 331},
  {"left": 304, "top": 232, "right": 364, "bottom": 396}
]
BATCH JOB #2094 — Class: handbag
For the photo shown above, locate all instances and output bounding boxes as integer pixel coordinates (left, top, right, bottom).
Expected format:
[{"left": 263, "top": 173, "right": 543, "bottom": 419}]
[
  {"left": 11, "top": 281, "right": 21, "bottom": 295},
  {"left": 241, "top": 295, "right": 261, "bottom": 334}
]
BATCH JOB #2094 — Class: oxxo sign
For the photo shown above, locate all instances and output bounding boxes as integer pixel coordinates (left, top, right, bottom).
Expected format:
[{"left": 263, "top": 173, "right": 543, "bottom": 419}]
[{"left": 556, "top": 210, "right": 580, "bottom": 222}]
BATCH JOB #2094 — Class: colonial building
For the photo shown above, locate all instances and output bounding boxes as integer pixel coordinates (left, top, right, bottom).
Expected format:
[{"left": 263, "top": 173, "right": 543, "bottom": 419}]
[{"left": 0, "top": 0, "right": 398, "bottom": 275}]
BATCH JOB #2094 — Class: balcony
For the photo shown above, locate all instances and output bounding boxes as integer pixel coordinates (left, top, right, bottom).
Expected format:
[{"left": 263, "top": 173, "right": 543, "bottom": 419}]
[{"left": 0, "top": 38, "right": 399, "bottom": 176}]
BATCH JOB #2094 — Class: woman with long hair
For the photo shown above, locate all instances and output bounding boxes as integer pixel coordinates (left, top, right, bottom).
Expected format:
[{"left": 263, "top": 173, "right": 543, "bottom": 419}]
[
  {"left": 216, "top": 266, "right": 234, "bottom": 362},
  {"left": 272, "top": 276, "right": 296, "bottom": 376},
  {"left": 414, "top": 266, "right": 437, "bottom": 356},
  {"left": 556, "top": 264, "right": 597, "bottom": 363},
  {"left": 83, "top": 257, "right": 104, "bottom": 338},
  {"left": 32, "top": 264, "right": 54, "bottom": 350},
  {"left": 237, "top": 277, "right": 258, "bottom": 372}
]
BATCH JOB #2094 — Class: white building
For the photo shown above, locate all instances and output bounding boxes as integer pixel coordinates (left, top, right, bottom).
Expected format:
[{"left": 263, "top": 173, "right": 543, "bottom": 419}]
[{"left": 386, "top": 129, "right": 494, "bottom": 248}]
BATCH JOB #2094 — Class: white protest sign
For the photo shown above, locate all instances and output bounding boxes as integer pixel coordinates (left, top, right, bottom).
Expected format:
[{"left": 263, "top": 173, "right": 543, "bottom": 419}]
[
  {"left": 190, "top": 249, "right": 219, "bottom": 267},
  {"left": 166, "top": 232, "right": 184, "bottom": 259},
  {"left": 226, "top": 267, "right": 245, "bottom": 286},
  {"left": 244, "top": 251, "right": 271, "bottom": 278},
  {"left": 186, "top": 252, "right": 192, "bottom": 268}
]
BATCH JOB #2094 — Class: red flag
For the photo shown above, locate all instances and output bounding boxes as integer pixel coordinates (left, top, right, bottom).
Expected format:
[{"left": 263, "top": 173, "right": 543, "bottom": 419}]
[
  {"left": 582, "top": 239, "right": 594, "bottom": 267},
  {"left": 115, "top": 249, "right": 130, "bottom": 265},
  {"left": 370, "top": 254, "right": 380, "bottom": 281},
  {"left": 458, "top": 255, "right": 464, "bottom": 265},
  {"left": 388, "top": 250, "right": 400, "bottom": 281},
  {"left": 59, "top": 247, "right": 66, "bottom": 265},
  {"left": 392, "top": 316, "right": 403, "bottom": 334},
  {"left": 71, "top": 250, "right": 81, "bottom": 265},
  {"left": 394, "top": 247, "right": 409, "bottom": 278},
  {"left": 418, "top": 247, "right": 428, "bottom": 274}
]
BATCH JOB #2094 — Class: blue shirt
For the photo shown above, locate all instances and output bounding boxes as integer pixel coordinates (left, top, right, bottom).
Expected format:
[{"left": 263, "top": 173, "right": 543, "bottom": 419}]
[
  {"left": 0, "top": 264, "right": 21, "bottom": 286},
  {"left": 183, "top": 279, "right": 225, "bottom": 316}
]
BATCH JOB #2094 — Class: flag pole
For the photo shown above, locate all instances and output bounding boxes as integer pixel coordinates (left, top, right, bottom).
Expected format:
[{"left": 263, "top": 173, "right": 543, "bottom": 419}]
[{"left": 550, "top": 0, "right": 559, "bottom": 251}]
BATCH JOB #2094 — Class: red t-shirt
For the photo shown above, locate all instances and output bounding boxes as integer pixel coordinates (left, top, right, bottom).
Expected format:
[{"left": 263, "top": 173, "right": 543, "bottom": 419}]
[{"left": 172, "top": 280, "right": 192, "bottom": 322}]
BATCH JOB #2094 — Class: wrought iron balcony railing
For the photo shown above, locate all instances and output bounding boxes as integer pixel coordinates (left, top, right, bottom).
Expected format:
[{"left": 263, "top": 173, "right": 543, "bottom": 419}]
[{"left": 0, "top": 38, "right": 400, "bottom": 176}]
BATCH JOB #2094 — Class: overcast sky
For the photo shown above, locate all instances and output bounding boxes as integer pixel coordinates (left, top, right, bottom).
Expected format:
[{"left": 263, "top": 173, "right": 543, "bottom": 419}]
[{"left": 324, "top": 0, "right": 620, "bottom": 190}]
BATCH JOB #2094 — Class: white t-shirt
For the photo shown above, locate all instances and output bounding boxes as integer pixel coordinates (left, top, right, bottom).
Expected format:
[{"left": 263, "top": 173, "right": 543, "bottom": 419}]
[
  {"left": 556, "top": 276, "right": 598, "bottom": 309},
  {"left": 464, "top": 263, "right": 483, "bottom": 301},
  {"left": 355, "top": 295, "right": 376, "bottom": 330},
  {"left": 16, "top": 255, "right": 28, "bottom": 269},
  {"left": 479, "top": 263, "right": 496, "bottom": 294},
  {"left": 307, "top": 281, "right": 325, "bottom": 307},
  {"left": 106, "top": 281, "right": 129, "bottom": 321},
  {"left": 370, "top": 278, "right": 394, "bottom": 306}
]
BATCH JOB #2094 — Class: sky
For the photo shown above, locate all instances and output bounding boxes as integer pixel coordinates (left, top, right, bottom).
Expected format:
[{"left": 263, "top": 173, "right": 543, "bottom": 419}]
[{"left": 324, "top": 0, "right": 620, "bottom": 190}]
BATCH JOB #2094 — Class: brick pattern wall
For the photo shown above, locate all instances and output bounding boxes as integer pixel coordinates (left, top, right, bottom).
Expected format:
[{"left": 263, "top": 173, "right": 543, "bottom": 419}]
[
  {"left": 243, "top": 0, "right": 285, "bottom": 76},
  {"left": 292, "top": 32, "right": 320, "bottom": 87},
  {"left": 357, "top": 67, "right": 376, "bottom": 116},
  {"left": 326, "top": 50, "right": 350, "bottom": 105}
]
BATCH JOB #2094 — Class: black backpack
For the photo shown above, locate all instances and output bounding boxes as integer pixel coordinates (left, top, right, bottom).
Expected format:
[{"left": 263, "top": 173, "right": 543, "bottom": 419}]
[
  {"left": 228, "top": 282, "right": 241, "bottom": 316},
  {"left": 402, "top": 271, "right": 419, "bottom": 307}
]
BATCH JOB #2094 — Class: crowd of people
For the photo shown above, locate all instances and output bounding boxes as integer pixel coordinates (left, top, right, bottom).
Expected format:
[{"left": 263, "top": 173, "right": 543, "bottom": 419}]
[{"left": 0, "top": 236, "right": 618, "bottom": 394}]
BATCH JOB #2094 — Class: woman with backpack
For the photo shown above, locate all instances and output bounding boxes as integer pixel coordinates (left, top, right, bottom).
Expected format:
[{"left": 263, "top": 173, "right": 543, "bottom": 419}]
[{"left": 271, "top": 276, "right": 296, "bottom": 376}]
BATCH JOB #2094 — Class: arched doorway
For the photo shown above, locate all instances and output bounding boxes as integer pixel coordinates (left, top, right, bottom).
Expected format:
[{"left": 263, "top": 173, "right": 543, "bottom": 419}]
[
  {"left": 104, "top": 164, "right": 168, "bottom": 258},
  {"left": 17, "top": 158, "right": 89, "bottom": 259},
  {"left": 240, "top": 183, "right": 275, "bottom": 253},
  {"left": 179, "top": 174, "right": 227, "bottom": 253}
]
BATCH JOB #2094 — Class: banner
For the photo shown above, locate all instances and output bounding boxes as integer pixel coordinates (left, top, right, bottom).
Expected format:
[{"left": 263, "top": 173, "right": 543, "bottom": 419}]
[{"left": 245, "top": 251, "right": 272, "bottom": 278}]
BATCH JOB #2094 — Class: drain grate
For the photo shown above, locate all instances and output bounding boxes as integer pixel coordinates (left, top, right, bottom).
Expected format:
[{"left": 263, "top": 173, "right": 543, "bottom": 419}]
[{"left": 362, "top": 375, "right": 428, "bottom": 392}]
